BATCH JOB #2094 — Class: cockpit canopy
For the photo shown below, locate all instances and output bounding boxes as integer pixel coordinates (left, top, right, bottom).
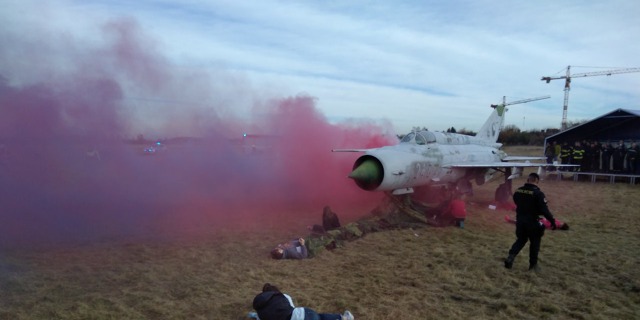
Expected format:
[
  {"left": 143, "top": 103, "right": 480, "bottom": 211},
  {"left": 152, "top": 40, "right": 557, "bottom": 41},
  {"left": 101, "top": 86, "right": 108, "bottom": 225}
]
[
  {"left": 400, "top": 131, "right": 437, "bottom": 145},
  {"left": 400, "top": 130, "right": 471, "bottom": 145}
]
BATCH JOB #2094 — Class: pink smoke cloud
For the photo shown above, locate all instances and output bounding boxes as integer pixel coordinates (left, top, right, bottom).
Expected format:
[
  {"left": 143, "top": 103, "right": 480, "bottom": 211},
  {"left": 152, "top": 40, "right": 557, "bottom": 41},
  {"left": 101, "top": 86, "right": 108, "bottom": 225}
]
[{"left": 0, "top": 18, "right": 395, "bottom": 246}]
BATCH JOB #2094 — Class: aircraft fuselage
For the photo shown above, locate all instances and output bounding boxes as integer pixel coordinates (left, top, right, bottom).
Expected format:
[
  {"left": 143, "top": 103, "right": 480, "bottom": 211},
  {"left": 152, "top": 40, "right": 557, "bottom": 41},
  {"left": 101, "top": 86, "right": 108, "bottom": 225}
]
[{"left": 348, "top": 131, "right": 504, "bottom": 194}]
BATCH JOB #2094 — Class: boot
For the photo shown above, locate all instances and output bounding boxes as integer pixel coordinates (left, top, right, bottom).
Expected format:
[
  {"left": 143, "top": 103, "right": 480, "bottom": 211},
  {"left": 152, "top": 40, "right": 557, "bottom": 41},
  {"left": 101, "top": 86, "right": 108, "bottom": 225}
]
[
  {"left": 504, "top": 254, "right": 515, "bottom": 269},
  {"left": 529, "top": 264, "right": 540, "bottom": 273}
]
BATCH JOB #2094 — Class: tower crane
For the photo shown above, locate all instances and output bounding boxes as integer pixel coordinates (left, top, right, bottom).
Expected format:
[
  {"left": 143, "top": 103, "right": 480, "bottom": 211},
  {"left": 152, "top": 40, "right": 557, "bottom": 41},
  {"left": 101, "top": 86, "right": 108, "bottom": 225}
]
[
  {"left": 490, "top": 95, "right": 550, "bottom": 108},
  {"left": 541, "top": 65, "right": 640, "bottom": 131},
  {"left": 489, "top": 95, "right": 550, "bottom": 131}
]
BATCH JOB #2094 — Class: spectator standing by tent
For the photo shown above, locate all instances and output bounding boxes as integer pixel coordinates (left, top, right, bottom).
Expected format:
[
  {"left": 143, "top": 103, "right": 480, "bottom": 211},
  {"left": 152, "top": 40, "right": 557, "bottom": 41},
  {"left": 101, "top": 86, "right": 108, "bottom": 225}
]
[
  {"left": 635, "top": 142, "right": 640, "bottom": 174},
  {"left": 559, "top": 142, "right": 573, "bottom": 171},
  {"left": 612, "top": 140, "right": 626, "bottom": 172},
  {"left": 582, "top": 141, "right": 593, "bottom": 172},
  {"left": 627, "top": 142, "right": 638, "bottom": 174},
  {"left": 589, "top": 141, "right": 600, "bottom": 172},
  {"left": 572, "top": 141, "right": 585, "bottom": 172},
  {"left": 545, "top": 143, "right": 555, "bottom": 165},
  {"left": 601, "top": 142, "right": 612, "bottom": 172}
]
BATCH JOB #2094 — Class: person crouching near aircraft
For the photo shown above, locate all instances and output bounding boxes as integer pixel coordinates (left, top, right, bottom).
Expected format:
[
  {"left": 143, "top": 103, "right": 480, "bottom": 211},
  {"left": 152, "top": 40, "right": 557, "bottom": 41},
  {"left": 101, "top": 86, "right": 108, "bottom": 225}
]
[
  {"left": 504, "top": 173, "right": 557, "bottom": 272},
  {"left": 251, "top": 283, "right": 354, "bottom": 320},
  {"left": 271, "top": 238, "right": 308, "bottom": 260},
  {"left": 429, "top": 191, "right": 467, "bottom": 228},
  {"left": 448, "top": 193, "right": 467, "bottom": 229}
]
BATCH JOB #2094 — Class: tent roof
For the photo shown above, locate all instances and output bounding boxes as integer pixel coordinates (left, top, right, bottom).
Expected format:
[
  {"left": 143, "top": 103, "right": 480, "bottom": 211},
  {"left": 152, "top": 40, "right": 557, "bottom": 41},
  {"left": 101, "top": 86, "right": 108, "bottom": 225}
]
[{"left": 545, "top": 108, "right": 640, "bottom": 144}]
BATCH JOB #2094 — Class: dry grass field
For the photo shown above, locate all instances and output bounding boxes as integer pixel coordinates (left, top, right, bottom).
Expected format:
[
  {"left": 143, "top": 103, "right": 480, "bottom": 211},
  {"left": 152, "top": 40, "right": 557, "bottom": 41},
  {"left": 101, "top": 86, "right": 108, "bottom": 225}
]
[{"left": 1, "top": 146, "right": 639, "bottom": 320}]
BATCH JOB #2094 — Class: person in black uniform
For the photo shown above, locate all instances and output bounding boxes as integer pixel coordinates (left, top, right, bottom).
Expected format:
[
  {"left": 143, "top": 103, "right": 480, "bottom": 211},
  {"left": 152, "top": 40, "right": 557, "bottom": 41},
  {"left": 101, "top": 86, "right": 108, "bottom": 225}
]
[{"left": 504, "top": 173, "right": 556, "bottom": 272}]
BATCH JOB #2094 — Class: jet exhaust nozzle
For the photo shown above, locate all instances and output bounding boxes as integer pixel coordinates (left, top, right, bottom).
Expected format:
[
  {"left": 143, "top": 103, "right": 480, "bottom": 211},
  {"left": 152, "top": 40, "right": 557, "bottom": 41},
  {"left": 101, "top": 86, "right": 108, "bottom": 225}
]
[{"left": 349, "top": 156, "right": 384, "bottom": 191}]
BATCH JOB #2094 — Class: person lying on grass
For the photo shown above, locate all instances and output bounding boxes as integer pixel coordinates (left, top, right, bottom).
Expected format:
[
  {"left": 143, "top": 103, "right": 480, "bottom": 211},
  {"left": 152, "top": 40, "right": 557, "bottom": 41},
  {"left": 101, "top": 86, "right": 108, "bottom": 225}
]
[
  {"left": 270, "top": 238, "right": 308, "bottom": 260},
  {"left": 252, "top": 283, "right": 354, "bottom": 320}
]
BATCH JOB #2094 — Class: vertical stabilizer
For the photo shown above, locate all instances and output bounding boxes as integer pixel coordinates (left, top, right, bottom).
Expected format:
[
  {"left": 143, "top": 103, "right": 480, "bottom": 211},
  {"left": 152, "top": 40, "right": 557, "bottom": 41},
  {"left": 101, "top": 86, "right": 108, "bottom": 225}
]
[{"left": 475, "top": 105, "right": 506, "bottom": 143}]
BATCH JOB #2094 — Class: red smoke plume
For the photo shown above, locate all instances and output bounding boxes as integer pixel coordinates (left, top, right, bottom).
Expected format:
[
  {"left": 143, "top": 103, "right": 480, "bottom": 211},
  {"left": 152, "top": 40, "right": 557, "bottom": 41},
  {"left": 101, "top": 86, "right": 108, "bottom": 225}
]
[{"left": 0, "top": 18, "right": 395, "bottom": 246}]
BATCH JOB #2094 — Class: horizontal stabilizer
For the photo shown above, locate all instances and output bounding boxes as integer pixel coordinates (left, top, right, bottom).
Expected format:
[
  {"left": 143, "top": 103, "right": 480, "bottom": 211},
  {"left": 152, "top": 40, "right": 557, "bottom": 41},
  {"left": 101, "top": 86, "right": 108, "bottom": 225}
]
[
  {"left": 332, "top": 149, "right": 370, "bottom": 152},
  {"left": 503, "top": 156, "right": 546, "bottom": 161}
]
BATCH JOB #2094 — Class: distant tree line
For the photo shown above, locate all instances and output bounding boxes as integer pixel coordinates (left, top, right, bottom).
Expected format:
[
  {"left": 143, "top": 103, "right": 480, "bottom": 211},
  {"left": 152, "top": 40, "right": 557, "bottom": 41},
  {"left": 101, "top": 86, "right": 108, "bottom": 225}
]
[
  {"left": 498, "top": 120, "right": 587, "bottom": 145},
  {"left": 498, "top": 125, "right": 559, "bottom": 145}
]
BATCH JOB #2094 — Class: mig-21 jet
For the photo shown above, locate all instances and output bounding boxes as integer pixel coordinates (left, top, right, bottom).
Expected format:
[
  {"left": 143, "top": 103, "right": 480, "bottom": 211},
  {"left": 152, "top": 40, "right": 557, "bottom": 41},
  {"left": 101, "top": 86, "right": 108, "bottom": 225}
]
[{"left": 333, "top": 102, "right": 574, "bottom": 209}]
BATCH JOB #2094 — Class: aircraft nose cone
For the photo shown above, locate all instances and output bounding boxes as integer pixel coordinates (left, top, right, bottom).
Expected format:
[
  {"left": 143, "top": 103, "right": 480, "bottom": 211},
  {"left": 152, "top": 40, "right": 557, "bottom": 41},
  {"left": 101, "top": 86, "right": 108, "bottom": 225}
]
[{"left": 349, "top": 158, "right": 383, "bottom": 190}]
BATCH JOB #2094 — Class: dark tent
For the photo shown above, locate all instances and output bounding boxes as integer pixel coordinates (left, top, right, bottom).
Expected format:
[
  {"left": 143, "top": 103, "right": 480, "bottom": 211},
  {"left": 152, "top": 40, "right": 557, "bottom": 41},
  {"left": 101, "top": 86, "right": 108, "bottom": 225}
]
[{"left": 545, "top": 108, "right": 640, "bottom": 146}]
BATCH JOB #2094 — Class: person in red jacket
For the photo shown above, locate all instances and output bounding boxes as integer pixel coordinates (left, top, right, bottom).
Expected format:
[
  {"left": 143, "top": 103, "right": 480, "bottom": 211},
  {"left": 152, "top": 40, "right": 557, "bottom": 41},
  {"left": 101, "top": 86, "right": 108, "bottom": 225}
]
[
  {"left": 429, "top": 192, "right": 468, "bottom": 228},
  {"left": 448, "top": 194, "right": 467, "bottom": 229}
]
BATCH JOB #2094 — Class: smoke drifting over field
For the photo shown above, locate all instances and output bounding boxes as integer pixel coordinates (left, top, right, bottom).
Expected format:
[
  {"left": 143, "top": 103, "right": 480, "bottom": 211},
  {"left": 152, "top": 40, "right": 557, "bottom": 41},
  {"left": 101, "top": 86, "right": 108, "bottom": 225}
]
[{"left": 0, "top": 18, "right": 394, "bottom": 246}]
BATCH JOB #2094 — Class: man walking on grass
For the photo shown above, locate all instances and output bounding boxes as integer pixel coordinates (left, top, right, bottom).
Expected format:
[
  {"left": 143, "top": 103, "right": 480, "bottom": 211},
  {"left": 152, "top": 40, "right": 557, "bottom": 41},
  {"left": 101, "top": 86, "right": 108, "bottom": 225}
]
[{"left": 504, "top": 173, "right": 556, "bottom": 272}]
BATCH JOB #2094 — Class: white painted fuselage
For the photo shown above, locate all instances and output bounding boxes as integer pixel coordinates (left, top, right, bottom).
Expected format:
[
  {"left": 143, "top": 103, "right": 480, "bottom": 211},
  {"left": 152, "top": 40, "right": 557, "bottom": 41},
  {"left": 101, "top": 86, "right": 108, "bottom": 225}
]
[{"left": 352, "top": 130, "right": 504, "bottom": 193}]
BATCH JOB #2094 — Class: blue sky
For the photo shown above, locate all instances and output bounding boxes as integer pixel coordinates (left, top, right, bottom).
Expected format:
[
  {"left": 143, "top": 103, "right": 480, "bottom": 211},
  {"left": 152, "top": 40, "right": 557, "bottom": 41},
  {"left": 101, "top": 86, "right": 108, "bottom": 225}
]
[{"left": 2, "top": 0, "right": 640, "bottom": 134}]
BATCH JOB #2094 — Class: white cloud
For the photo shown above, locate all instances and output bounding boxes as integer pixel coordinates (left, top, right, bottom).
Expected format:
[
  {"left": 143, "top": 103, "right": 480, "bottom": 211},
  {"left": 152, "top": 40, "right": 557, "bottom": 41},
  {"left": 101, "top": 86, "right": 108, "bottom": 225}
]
[{"left": 3, "top": 0, "right": 639, "bottom": 134}]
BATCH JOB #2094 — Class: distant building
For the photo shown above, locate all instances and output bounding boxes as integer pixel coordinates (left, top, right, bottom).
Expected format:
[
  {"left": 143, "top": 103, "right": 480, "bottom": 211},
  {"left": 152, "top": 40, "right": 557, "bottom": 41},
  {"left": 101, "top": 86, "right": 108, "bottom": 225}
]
[{"left": 545, "top": 108, "right": 640, "bottom": 146}]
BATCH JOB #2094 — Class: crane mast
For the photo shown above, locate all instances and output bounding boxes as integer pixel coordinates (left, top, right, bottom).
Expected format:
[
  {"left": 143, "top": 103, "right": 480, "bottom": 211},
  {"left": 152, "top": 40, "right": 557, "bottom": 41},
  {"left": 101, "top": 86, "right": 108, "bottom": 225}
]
[{"left": 541, "top": 65, "right": 640, "bottom": 131}]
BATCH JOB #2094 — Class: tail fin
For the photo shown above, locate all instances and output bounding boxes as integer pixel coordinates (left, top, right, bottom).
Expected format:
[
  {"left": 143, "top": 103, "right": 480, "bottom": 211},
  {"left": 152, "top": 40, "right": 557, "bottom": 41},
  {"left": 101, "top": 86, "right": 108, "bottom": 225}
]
[{"left": 475, "top": 105, "right": 506, "bottom": 143}]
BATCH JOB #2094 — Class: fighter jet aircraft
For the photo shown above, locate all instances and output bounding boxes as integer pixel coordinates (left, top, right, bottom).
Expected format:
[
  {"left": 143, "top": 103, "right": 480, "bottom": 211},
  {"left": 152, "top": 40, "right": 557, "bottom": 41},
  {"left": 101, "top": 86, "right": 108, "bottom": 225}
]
[{"left": 333, "top": 104, "right": 572, "bottom": 199}]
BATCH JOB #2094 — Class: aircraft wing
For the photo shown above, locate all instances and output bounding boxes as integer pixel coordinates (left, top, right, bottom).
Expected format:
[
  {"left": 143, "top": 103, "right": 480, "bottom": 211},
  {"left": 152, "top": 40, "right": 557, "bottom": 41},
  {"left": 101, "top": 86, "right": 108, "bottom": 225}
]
[
  {"left": 332, "top": 149, "right": 370, "bottom": 152},
  {"left": 444, "top": 161, "right": 578, "bottom": 180},
  {"left": 444, "top": 162, "right": 576, "bottom": 168}
]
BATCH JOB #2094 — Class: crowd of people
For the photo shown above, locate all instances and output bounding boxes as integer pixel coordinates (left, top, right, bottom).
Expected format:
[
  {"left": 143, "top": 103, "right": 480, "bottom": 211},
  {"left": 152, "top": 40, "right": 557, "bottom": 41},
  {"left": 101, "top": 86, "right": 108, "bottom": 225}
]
[
  {"left": 257, "top": 200, "right": 471, "bottom": 318},
  {"left": 545, "top": 139, "right": 639, "bottom": 173},
  {"left": 269, "top": 204, "right": 434, "bottom": 261},
  {"left": 257, "top": 176, "right": 566, "bottom": 317}
]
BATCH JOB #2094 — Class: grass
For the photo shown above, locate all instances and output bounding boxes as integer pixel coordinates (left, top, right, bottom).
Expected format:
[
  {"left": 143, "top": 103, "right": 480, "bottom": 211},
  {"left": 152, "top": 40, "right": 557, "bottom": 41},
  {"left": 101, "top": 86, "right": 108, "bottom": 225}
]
[{"left": 1, "top": 147, "right": 639, "bottom": 319}]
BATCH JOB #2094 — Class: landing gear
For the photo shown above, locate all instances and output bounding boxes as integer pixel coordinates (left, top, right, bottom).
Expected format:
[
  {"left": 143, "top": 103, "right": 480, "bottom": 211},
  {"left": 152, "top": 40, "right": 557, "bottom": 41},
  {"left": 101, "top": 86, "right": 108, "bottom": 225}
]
[
  {"left": 386, "top": 184, "right": 457, "bottom": 226},
  {"left": 495, "top": 180, "right": 512, "bottom": 203},
  {"left": 387, "top": 193, "right": 429, "bottom": 224},
  {"left": 494, "top": 168, "right": 514, "bottom": 206}
]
